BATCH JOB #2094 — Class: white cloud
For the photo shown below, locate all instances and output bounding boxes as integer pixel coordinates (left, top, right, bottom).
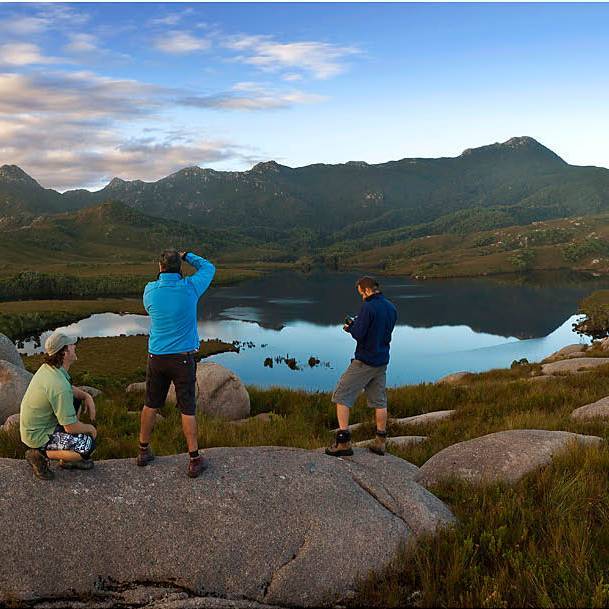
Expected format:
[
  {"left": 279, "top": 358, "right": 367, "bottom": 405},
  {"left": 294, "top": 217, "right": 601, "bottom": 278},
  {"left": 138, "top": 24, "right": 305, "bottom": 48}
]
[
  {"left": 283, "top": 73, "right": 303, "bottom": 82},
  {"left": 154, "top": 31, "right": 211, "bottom": 54},
  {"left": 224, "top": 35, "right": 358, "bottom": 79},
  {"left": 0, "top": 43, "right": 60, "bottom": 66},
  {"left": 64, "top": 33, "right": 98, "bottom": 54}
]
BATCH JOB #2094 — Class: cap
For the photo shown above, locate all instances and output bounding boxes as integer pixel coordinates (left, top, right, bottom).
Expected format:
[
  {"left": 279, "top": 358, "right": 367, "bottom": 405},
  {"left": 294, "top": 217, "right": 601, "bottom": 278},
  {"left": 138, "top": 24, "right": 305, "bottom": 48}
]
[{"left": 44, "top": 331, "right": 77, "bottom": 356}]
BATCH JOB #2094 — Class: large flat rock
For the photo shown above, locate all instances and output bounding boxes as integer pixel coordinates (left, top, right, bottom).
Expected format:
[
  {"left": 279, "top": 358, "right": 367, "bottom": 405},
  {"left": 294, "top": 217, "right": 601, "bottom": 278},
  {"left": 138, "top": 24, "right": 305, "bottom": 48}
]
[
  {"left": 417, "top": 429, "right": 603, "bottom": 486},
  {"left": 541, "top": 357, "right": 609, "bottom": 376},
  {"left": 571, "top": 396, "right": 609, "bottom": 421},
  {"left": 0, "top": 332, "right": 24, "bottom": 368},
  {"left": 0, "top": 446, "right": 454, "bottom": 607}
]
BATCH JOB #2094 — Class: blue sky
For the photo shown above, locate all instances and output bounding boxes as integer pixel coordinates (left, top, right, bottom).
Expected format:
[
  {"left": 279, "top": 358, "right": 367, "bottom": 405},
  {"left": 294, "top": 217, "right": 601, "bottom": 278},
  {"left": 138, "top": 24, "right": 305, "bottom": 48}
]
[{"left": 1, "top": 2, "right": 608, "bottom": 191}]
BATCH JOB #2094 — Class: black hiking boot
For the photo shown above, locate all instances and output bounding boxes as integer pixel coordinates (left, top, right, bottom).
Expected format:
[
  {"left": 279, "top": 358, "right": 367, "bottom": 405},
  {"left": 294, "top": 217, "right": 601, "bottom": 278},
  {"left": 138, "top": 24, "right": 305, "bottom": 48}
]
[{"left": 325, "top": 429, "right": 353, "bottom": 457}]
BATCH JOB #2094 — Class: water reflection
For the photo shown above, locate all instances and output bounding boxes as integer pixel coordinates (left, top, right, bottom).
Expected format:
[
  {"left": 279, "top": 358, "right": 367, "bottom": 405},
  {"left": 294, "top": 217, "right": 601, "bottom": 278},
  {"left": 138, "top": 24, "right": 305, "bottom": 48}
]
[{"left": 17, "top": 271, "right": 605, "bottom": 389}]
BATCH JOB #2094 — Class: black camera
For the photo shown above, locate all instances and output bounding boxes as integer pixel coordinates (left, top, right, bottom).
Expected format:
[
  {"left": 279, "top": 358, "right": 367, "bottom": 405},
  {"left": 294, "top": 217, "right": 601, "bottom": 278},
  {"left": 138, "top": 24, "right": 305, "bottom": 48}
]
[{"left": 343, "top": 315, "right": 355, "bottom": 327}]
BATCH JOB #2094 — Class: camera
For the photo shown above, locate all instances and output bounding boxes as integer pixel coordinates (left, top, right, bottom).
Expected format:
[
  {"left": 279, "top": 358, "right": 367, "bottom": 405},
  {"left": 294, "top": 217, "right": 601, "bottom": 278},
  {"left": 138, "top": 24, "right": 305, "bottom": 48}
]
[{"left": 343, "top": 315, "right": 355, "bottom": 327}]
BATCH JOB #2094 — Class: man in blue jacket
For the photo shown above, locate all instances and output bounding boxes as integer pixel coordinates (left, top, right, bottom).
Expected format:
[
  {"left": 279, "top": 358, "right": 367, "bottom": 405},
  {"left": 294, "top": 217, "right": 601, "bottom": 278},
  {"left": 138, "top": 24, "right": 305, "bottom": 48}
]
[
  {"left": 326, "top": 276, "right": 397, "bottom": 457},
  {"left": 137, "top": 249, "right": 215, "bottom": 478}
]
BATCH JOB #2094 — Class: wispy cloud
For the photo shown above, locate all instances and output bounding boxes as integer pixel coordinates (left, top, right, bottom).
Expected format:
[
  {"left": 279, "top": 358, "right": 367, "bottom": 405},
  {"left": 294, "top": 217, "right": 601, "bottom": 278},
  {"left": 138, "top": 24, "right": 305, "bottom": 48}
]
[
  {"left": 0, "top": 42, "right": 60, "bottom": 66},
  {"left": 0, "top": 4, "right": 89, "bottom": 35},
  {"left": 0, "top": 71, "right": 161, "bottom": 117},
  {"left": 179, "top": 83, "right": 326, "bottom": 111},
  {"left": 154, "top": 30, "right": 211, "bottom": 54},
  {"left": 149, "top": 8, "right": 194, "bottom": 27},
  {"left": 224, "top": 35, "right": 359, "bottom": 79}
]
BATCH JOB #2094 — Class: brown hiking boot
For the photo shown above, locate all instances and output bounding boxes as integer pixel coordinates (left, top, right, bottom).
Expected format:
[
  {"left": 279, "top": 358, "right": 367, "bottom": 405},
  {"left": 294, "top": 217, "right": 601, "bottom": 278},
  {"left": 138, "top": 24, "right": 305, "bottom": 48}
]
[
  {"left": 136, "top": 446, "right": 155, "bottom": 467},
  {"left": 60, "top": 458, "right": 94, "bottom": 470},
  {"left": 188, "top": 455, "right": 208, "bottom": 478},
  {"left": 368, "top": 431, "right": 387, "bottom": 456},
  {"left": 25, "top": 449, "right": 54, "bottom": 480},
  {"left": 325, "top": 429, "right": 353, "bottom": 457}
]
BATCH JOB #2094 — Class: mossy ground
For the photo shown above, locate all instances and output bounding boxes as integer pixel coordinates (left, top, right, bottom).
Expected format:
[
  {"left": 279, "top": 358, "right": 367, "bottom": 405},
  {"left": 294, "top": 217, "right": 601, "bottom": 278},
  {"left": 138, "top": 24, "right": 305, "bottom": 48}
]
[{"left": 4, "top": 342, "right": 609, "bottom": 606}]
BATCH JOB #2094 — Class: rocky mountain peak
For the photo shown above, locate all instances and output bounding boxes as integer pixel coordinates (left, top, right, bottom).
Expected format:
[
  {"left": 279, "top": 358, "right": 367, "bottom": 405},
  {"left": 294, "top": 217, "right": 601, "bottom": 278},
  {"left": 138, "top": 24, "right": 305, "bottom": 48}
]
[
  {"left": 0, "top": 165, "right": 41, "bottom": 187},
  {"left": 250, "top": 160, "right": 282, "bottom": 174}
]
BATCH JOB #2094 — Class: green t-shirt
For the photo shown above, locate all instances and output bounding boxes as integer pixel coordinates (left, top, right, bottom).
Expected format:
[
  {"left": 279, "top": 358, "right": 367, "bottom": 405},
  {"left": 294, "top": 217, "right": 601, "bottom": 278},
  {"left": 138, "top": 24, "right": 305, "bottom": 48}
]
[{"left": 20, "top": 363, "right": 78, "bottom": 448}]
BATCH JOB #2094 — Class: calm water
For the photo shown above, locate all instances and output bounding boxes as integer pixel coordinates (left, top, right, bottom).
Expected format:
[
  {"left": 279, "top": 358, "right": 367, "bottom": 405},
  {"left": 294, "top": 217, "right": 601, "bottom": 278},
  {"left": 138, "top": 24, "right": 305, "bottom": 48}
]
[{"left": 18, "top": 271, "right": 609, "bottom": 390}]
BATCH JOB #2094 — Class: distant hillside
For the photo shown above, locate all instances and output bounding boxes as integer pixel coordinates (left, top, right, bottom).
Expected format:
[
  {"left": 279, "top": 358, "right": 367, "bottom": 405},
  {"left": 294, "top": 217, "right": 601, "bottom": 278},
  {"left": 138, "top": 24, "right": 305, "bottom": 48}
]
[
  {"left": 0, "top": 200, "right": 256, "bottom": 265},
  {"left": 3, "top": 137, "right": 609, "bottom": 240}
]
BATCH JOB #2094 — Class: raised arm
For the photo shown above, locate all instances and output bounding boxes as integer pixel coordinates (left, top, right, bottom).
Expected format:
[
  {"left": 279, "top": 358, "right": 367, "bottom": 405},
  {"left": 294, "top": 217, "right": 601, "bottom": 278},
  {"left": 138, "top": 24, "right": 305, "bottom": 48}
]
[{"left": 181, "top": 251, "right": 216, "bottom": 297}]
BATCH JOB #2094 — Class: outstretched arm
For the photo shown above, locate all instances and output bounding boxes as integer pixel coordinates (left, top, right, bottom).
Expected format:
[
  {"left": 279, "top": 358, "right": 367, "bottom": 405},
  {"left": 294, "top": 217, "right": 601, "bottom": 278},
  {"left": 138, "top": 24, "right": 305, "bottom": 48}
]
[{"left": 180, "top": 251, "right": 216, "bottom": 297}]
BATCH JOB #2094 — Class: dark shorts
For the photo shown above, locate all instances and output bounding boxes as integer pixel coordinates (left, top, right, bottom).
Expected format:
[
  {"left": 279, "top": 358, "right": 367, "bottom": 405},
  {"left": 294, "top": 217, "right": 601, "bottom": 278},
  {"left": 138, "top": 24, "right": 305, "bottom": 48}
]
[
  {"left": 43, "top": 425, "right": 96, "bottom": 458},
  {"left": 145, "top": 353, "right": 197, "bottom": 416},
  {"left": 332, "top": 359, "right": 388, "bottom": 409}
]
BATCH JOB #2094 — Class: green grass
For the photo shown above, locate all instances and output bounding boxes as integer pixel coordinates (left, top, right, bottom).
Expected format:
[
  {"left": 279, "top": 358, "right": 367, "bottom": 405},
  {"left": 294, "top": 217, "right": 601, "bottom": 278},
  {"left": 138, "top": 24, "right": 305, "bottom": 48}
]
[{"left": 4, "top": 351, "right": 609, "bottom": 606}]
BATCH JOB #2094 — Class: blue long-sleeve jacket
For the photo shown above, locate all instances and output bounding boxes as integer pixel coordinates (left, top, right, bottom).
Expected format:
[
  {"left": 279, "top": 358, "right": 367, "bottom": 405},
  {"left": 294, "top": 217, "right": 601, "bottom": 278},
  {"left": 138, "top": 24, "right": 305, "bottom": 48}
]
[
  {"left": 143, "top": 252, "right": 215, "bottom": 355},
  {"left": 348, "top": 292, "right": 398, "bottom": 366}
]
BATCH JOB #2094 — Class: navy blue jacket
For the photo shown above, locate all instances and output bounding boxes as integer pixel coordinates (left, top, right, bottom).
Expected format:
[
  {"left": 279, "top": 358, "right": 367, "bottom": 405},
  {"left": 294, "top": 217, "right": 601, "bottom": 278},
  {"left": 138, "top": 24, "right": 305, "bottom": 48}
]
[{"left": 348, "top": 292, "right": 398, "bottom": 367}]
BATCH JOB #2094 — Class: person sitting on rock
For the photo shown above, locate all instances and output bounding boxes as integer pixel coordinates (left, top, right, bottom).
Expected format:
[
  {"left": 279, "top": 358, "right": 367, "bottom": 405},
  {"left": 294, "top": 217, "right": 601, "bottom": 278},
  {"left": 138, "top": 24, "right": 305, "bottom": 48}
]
[
  {"left": 326, "top": 276, "right": 398, "bottom": 457},
  {"left": 137, "top": 249, "right": 215, "bottom": 478},
  {"left": 20, "top": 331, "right": 97, "bottom": 480}
]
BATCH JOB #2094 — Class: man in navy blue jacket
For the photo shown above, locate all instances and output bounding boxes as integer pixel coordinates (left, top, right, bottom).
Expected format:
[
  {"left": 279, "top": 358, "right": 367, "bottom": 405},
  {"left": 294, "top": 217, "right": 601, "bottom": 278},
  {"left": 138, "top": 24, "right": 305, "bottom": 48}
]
[
  {"left": 137, "top": 249, "right": 215, "bottom": 478},
  {"left": 326, "top": 276, "right": 397, "bottom": 457}
]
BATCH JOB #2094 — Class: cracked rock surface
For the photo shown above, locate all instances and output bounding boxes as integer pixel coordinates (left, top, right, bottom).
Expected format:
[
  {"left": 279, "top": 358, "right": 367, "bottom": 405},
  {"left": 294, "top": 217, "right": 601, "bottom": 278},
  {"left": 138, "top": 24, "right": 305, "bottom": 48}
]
[{"left": 0, "top": 446, "right": 454, "bottom": 608}]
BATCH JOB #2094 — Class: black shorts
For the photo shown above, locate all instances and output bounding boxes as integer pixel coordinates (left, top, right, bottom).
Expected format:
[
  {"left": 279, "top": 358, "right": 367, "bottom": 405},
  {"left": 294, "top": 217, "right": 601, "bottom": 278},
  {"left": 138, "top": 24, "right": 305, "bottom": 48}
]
[{"left": 145, "top": 353, "right": 197, "bottom": 416}]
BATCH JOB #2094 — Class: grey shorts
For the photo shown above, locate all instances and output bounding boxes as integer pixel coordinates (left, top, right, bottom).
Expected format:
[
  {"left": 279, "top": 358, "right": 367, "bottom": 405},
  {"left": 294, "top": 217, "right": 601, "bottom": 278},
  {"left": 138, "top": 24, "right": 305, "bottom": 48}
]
[{"left": 332, "top": 360, "right": 388, "bottom": 409}]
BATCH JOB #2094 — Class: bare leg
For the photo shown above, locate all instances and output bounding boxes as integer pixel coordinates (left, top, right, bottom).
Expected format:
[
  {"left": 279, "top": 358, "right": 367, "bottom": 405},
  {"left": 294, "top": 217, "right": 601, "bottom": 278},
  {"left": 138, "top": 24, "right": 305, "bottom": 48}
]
[
  {"left": 336, "top": 403, "right": 350, "bottom": 430},
  {"left": 46, "top": 450, "right": 82, "bottom": 462},
  {"left": 181, "top": 414, "right": 199, "bottom": 453},
  {"left": 139, "top": 405, "right": 158, "bottom": 444},
  {"left": 375, "top": 408, "right": 388, "bottom": 432}
]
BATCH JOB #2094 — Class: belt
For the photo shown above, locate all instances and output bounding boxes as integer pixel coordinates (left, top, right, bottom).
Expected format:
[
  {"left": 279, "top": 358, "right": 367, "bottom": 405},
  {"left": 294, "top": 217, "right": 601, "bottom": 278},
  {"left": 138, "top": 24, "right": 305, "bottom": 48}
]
[{"left": 149, "top": 351, "right": 197, "bottom": 357}]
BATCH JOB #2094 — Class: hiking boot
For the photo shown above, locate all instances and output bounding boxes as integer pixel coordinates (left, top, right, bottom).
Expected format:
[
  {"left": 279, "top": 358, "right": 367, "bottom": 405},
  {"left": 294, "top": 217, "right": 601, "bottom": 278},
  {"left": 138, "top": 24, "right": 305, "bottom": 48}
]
[
  {"left": 188, "top": 455, "right": 208, "bottom": 478},
  {"left": 325, "top": 429, "right": 353, "bottom": 457},
  {"left": 136, "top": 446, "right": 155, "bottom": 467},
  {"left": 59, "top": 458, "right": 94, "bottom": 470},
  {"left": 25, "top": 449, "right": 54, "bottom": 480},
  {"left": 368, "top": 430, "right": 387, "bottom": 456}
]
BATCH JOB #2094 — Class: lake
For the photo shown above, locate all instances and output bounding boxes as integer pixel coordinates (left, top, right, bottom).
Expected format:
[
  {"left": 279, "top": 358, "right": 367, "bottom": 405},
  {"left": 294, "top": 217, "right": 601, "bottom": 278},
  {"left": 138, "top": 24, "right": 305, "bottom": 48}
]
[{"left": 18, "top": 271, "right": 609, "bottom": 390}]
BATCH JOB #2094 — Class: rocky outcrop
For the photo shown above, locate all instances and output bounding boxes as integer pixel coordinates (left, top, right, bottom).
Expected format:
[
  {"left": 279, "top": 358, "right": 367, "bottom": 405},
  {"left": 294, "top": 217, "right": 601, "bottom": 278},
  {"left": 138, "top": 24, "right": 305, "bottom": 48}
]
[
  {"left": 126, "top": 362, "right": 250, "bottom": 421},
  {"left": 541, "top": 358, "right": 609, "bottom": 375},
  {"left": 0, "top": 447, "right": 454, "bottom": 607},
  {"left": 1, "top": 412, "right": 20, "bottom": 430},
  {"left": 435, "top": 371, "right": 470, "bottom": 385},
  {"left": 417, "top": 430, "right": 603, "bottom": 486},
  {"left": 79, "top": 385, "right": 102, "bottom": 398},
  {"left": 571, "top": 396, "right": 609, "bottom": 421},
  {"left": 392, "top": 411, "right": 455, "bottom": 426},
  {"left": 543, "top": 344, "right": 587, "bottom": 362},
  {"left": 0, "top": 360, "right": 32, "bottom": 424},
  {"left": 0, "top": 332, "right": 24, "bottom": 368}
]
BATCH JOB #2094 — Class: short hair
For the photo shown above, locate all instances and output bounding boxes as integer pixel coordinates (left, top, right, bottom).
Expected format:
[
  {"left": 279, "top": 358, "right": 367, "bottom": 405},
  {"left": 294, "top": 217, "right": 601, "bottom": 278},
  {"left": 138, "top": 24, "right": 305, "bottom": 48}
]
[
  {"left": 356, "top": 276, "right": 380, "bottom": 291},
  {"left": 159, "top": 249, "right": 181, "bottom": 273},
  {"left": 43, "top": 345, "right": 67, "bottom": 368}
]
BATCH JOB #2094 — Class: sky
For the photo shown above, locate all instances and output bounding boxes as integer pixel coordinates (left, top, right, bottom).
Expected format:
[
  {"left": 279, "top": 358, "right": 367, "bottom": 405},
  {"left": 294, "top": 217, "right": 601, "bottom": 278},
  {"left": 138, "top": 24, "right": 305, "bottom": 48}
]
[{"left": 1, "top": 2, "right": 609, "bottom": 191}]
